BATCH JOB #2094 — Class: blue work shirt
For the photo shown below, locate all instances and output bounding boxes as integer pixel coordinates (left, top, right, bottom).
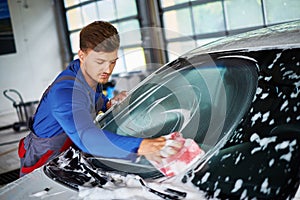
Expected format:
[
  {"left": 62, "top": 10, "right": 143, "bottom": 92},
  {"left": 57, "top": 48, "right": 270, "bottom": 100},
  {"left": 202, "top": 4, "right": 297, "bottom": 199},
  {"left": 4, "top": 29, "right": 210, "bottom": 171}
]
[{"left": 32, "top": 59, "right": 142, "bottom": 160}]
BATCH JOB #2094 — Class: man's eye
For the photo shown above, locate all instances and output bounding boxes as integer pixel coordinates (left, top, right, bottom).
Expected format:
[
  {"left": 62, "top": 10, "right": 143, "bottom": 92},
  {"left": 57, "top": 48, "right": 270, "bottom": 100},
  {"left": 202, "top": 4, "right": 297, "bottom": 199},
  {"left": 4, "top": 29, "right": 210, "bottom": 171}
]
[{"left": 97, "top": 61, "right": 104, "bottom": 65}]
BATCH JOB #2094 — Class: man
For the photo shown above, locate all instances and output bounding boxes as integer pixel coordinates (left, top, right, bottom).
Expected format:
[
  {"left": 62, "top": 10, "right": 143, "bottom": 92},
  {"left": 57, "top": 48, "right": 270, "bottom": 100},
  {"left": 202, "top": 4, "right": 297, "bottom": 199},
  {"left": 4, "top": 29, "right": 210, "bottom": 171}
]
[{"left": 18, "top": 21, "right": 181, "bottom": 177}]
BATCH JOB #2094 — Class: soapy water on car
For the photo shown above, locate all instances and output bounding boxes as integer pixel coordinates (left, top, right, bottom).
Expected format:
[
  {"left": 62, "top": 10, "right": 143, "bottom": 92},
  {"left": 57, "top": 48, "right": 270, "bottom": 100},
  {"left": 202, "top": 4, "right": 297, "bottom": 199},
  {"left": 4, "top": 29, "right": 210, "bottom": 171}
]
[
  {"left": 26, "top": 132, "right": 207, "bottom": 199},
  {"left": 78, "top": 173, "right": 208, "bottom": 200},
  {"left": 77, "top": 132, "right": 207, "bottom": 200}
]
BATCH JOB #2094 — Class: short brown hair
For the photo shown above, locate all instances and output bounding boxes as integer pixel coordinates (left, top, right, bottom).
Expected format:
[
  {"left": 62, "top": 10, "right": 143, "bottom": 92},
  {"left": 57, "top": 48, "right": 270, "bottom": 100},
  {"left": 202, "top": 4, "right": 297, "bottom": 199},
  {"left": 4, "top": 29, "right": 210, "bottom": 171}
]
[{"left": 79, "top": 21, "right": 120, "bottom": 52}]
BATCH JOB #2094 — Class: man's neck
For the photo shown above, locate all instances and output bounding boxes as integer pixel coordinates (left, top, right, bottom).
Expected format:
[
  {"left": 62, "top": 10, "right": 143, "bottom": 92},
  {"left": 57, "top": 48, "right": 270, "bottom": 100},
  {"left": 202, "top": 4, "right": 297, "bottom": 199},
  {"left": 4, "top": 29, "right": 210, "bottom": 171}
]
[{"left": 80, "top": 65, "right": 97, "bottom": 91}]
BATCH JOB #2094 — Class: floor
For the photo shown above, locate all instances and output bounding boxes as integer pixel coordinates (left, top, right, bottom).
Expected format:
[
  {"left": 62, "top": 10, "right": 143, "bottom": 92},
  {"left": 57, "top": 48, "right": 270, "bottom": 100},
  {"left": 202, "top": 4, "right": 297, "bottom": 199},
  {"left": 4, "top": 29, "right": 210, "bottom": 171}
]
[{"left": 0, "top": 112, "right": 29, "bottom": 185}]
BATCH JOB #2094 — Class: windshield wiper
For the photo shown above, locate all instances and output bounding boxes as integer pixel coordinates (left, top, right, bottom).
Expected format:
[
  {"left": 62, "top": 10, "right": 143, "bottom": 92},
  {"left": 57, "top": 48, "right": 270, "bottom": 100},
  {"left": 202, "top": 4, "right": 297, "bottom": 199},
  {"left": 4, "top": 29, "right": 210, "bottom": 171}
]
[{"left": 138, "top": 177, "right": 187, "bottom": 200}]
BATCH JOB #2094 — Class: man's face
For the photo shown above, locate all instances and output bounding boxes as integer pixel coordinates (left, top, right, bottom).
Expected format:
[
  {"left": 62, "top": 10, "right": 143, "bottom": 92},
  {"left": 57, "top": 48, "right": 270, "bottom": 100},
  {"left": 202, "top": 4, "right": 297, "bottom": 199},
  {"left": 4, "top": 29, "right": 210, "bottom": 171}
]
[{"left": 79, "top": 49, "right": 118, "bottom": 85}]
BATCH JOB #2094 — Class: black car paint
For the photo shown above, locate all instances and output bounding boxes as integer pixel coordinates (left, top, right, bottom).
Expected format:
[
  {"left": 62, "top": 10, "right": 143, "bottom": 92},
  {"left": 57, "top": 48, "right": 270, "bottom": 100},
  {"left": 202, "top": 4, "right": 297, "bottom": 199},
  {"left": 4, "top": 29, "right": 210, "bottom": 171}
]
[{"left": 191, "top": 48, "right": 300, "bottom": 199}]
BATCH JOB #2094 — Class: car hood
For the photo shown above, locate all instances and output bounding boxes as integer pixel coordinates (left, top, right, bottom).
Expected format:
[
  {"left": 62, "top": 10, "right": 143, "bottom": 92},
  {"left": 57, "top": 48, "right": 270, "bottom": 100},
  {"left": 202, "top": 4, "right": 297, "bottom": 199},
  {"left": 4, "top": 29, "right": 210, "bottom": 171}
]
[
  {"left": 0, "top": 167, "right": 77, "bottom": 200},
  {"left": 0, "top": 147, "right": 208, "bottom": 200}
]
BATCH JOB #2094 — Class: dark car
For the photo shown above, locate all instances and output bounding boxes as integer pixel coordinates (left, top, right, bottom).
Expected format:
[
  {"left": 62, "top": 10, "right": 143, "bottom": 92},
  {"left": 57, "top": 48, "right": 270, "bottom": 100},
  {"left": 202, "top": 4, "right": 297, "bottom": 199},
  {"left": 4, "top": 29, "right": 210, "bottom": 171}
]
[{"left": 1, "top": 21, "right": 300, "bottom": 200}]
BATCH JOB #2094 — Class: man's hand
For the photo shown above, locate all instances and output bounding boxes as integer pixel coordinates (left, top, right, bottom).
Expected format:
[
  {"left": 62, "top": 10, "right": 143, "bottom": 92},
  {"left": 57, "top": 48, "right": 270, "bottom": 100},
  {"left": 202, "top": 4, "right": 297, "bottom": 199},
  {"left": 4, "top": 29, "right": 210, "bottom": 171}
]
[
  {"left": 138, "top": 135, "right": 183, "bottom": 164},
  {"left": 106, "top": 91, "right": 128, "bottom": 109},
  {"left": 143, "top": 133, "right": 204, "bottom": 177}
]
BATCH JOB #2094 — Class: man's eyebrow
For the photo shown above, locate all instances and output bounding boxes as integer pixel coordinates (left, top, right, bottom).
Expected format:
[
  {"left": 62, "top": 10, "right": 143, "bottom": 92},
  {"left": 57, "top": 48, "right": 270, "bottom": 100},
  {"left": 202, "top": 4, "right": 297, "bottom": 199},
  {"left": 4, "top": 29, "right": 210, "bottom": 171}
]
[
  {"left": 96, "top": 57, "right": 118, "bottom": 62},
  {"left": 110, "top": 57, "right": 118, "bottom": 62}
]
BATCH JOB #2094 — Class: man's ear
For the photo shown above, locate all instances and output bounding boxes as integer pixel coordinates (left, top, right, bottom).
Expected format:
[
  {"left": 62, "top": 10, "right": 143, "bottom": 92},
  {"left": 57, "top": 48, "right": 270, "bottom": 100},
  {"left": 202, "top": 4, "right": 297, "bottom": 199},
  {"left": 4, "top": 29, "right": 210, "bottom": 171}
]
[{"left": 78, "top": 50, "right": 85, "bottom": 62}]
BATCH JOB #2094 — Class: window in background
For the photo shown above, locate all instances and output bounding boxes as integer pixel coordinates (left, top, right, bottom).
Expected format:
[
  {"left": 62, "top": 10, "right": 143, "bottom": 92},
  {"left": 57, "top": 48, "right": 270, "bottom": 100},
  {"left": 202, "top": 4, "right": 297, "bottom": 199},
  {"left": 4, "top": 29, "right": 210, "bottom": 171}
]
[
  {"left": 224, "top": 0, "right": 264, "bottom": 30},
  {"left": 69, "top": 31, "right": 80, "bottom": 55},
  {"left": 64, "top": 0, "right": 80, "bottom": 7},
  {"left": 63, "top": 0, "right": 300, "bottom": 74},
  {"left": 65, "top": 7, "right": 83, "bottom": 30},
  {"left": 163, "top": 8, "right": 193, "bottom": 39},
  {"left": 264, "top": 0, "right": 300, "bottom": 25},
  {"left": 97, "top": 1, "right": 116, "bottom": 21},
  {"left": 123, "top": 47, "right": 146, "bottom": 72},
  {"left": 115, "top": 0, "right": 137, "bottom": 18},
  {"left": 167, "top": 41, "right": 196, "bottom": 61},
  {"left": 192, "top": 1, "right": 225, "bottom": 34},
  {"left": 116, "top": 20, "right": 142, "bottom": 47},
  {"left": 81, "top": 2, "right": 99, "bottom": 26},
  {"left": 114, "top": 47, "right": 146, "bottom": 73},
  {"left": 160, "top": 0, "right": 189, "bottom": 8},
  {"left": 113, "top": 49, "right": 126, "bottom": 74},
  {"left": 161, "top": 1, "right": 223, "bottom": 58},
  {"left": 160, "top": 0, "right": 300, "bottom": 63}
]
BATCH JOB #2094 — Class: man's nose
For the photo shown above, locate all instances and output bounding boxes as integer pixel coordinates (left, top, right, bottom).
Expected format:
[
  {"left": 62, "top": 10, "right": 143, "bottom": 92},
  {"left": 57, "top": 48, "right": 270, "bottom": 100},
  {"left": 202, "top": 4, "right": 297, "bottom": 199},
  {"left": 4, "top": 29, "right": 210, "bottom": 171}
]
[{"left": 103, "top": 62, "right": 112, "bottom": 73}]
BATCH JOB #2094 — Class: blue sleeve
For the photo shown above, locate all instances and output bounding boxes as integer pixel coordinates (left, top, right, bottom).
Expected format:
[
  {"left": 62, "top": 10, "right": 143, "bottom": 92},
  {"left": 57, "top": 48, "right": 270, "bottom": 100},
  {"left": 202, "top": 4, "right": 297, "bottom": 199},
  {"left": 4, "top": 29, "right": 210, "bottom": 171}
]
[{"left": 50, "top": 83, "right": 143, "bottom": 161}]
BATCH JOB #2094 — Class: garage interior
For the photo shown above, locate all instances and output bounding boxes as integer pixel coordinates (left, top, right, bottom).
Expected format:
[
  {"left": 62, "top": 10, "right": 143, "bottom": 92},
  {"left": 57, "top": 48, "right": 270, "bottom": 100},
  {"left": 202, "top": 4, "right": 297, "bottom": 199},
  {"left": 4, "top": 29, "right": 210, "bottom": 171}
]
[{"left": 0, "top": 0, "right": 300, "bottom": 186}]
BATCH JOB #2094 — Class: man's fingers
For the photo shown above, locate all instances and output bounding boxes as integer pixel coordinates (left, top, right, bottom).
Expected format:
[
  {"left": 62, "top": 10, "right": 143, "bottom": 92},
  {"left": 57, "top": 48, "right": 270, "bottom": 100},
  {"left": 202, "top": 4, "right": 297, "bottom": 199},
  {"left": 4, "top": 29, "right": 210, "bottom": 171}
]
[
  {"left": 116, "top": 91, "right": 128, "bottom": 101},
  {"left": 138, "top": 137, "right": 166, "bottom": 156},
  {"left": 145, "top": 154, "right": 162, "bottom": 164},
  {"left": 160, "top": 146, "right": 177, "bottom": 157},
  {"left": 110, "top": 91, "right": 128, "bottom": 106},
  {"left": 138, "top": 135, "right": 186, "bottom": 163},
  {"left": 165, "top": 140, "right": 183, "bottom": 148}
]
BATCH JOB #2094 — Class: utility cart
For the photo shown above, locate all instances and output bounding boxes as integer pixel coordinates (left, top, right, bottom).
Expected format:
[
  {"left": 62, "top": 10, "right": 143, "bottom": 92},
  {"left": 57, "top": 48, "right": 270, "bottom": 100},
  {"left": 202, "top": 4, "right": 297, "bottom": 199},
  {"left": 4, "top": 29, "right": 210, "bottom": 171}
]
[{"left": 0, "top": 89, "right": 39, "bottom": 132}]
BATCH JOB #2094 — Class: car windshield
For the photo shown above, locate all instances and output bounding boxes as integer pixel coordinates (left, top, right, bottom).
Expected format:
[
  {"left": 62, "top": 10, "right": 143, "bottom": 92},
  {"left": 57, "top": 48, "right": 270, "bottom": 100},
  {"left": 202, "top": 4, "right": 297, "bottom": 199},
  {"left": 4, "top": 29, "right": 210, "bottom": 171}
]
[{"left": 93, "top": 56, "right": 258, "bottom": 177}]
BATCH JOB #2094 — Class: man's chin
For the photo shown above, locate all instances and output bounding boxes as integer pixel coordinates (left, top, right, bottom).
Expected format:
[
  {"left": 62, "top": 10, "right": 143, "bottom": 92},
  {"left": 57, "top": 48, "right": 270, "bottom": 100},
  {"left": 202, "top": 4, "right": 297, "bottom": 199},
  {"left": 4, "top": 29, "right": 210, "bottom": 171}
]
[{"left": 98, "top": 78, "right": 108, "bottom": 84}]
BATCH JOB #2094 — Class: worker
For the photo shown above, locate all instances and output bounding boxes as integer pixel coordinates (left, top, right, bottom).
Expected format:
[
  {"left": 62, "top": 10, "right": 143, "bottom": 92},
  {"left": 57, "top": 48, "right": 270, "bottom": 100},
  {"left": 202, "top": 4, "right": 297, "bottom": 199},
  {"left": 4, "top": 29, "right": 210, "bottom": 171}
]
[{"left": 18, "top": 21, "right": 182, "bottom": 177}]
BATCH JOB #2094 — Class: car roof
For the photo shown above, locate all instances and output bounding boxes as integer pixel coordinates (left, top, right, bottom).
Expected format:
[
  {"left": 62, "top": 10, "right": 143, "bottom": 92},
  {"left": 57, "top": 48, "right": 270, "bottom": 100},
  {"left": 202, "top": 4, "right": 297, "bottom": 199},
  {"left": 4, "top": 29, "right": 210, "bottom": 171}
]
[{"left": 185, "top": 20, "right": 300, "bottom": 57}]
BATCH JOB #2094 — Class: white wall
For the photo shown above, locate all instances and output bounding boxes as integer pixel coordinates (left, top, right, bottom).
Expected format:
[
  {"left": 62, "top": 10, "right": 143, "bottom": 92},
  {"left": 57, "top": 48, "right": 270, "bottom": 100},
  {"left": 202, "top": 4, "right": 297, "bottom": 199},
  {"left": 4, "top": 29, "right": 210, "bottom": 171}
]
[{"left": 0, "top": 0, "right": 63, "bottom": 114}]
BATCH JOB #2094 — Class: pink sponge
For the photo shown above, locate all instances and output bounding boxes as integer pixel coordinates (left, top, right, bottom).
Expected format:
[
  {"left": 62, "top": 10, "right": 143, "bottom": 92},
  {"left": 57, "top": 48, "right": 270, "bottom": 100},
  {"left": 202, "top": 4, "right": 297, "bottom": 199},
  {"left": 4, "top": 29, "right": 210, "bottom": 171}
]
[{"left": 152, "top": 132, "right": 205, "bottom": 177}]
